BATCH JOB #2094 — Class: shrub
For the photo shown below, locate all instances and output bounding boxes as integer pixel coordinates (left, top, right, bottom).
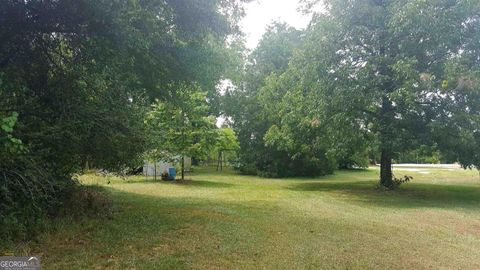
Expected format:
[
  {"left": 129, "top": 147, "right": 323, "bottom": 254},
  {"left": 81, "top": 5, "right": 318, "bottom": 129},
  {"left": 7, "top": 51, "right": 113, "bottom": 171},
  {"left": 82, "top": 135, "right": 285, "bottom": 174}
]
[
  {"left": 59, "top": 186, "right": 113, "bottom": 219},
  {"left": 235, "top": 151, "right": 336, "bottom": 178},
  {"left": 392, "top": 175, "right": 413, "bottom": 188},
  {"left": 0, "top": 156, "right": 75, "bottom": 241},
  {"left": 377, "top": 175, "right": 413, "bottom": 190}
]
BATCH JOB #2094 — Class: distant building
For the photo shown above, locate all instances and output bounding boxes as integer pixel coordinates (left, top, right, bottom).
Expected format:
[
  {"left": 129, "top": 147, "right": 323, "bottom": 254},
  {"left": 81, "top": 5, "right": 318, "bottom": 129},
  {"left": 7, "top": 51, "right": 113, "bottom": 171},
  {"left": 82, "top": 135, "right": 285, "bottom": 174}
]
[{"left": 143, "top": 157, "right": 192, "bottom": 176}]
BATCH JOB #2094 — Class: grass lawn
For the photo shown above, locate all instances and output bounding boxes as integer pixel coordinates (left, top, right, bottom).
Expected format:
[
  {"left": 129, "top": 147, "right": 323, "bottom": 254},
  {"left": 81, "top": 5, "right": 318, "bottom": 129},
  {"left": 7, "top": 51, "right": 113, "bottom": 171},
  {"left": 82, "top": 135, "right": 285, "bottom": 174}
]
[{"left": 10, "top": 167, "right": 480, "bottom": 269}]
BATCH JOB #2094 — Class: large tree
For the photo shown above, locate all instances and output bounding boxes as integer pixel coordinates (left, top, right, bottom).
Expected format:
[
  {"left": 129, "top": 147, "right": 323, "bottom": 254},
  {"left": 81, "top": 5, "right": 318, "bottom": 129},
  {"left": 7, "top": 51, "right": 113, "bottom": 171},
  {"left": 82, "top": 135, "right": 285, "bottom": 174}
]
[
  {"left": 224, "top": 22, "right": 334, "bottom": 177},
  {"left": 268, "top": 0, "right": 480, "bottom": 187}
]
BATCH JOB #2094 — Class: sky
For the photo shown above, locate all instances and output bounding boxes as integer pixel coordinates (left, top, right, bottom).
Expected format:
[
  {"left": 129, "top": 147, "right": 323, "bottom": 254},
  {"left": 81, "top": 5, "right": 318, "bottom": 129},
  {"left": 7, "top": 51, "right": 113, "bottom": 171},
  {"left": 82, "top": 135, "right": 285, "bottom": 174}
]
[
  {"left": 218, "top": 0, "right": 317, "bottom": 127},
  {"left": 240, "top": 0, "right": 314, "bottom": 49}
]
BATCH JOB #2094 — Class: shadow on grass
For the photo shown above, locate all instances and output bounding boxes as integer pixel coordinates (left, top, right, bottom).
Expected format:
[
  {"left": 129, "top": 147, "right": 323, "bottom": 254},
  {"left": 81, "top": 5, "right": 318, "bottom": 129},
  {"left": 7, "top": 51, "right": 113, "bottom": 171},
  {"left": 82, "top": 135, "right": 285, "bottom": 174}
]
[
  {"left": 288, "top": 181, "right": 480, "bottom": 210},
  {"left": 123, "top": 178, "right": 235, "bottom": 188},
  {"left": 174, "top": 179, "right": 235, "bottom": 188},
  {"left": 28, "top": 187, "right": 268, "bottom": 269},
  {"left": 265, "top": 169, "right": 377, "bottom": 182},
  {"left": 26, "top": 183, "right": 480, "bottom": 269}
]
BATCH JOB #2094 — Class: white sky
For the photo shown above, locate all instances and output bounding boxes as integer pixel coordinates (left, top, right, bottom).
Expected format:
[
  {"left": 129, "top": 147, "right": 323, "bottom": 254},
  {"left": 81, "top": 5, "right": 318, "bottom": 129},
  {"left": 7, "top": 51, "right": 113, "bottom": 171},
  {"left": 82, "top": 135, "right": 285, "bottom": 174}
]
[{"left": 240, "top": 0, "right": 314, "bottom": 49}]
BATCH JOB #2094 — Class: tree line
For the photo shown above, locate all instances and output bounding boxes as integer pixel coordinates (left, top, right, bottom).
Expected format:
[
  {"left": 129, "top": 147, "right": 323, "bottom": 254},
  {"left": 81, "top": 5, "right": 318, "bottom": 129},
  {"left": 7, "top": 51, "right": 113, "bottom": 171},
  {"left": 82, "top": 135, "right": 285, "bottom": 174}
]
[
  {"left": 225, "top": 0, "right": 480, "bottom": 188},
  {"left": 1, "top": 0, "right": 479, "bottom": 241}
]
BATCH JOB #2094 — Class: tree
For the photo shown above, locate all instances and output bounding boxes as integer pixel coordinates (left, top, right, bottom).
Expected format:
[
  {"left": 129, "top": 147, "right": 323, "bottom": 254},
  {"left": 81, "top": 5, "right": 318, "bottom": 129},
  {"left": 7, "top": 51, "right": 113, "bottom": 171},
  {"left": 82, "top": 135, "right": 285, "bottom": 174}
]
[
  {"left": 269, "top": 0, "right": 480, "bottom": 187},
  {"left": 225, "top": 22, "right": 330, "bottom": 177},
  {"left": 146, "top": 83, "right": 217, "bottom": 180},
  {"left": 259, "top": 69, "right": 371, "bottom": 172},
  {"left": 0, "top": 0, "right": 249, "bottom": 239}
]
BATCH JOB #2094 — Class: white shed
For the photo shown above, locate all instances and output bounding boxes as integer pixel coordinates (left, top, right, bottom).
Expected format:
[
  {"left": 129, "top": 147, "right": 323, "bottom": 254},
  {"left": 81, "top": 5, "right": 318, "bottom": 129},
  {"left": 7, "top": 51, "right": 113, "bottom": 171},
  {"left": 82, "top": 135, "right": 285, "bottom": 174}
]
[
  {"left": 143, "top": 161, "right": 172, "bottom": 176},
  {"left": 143, "top": 157, "right": 192, "bottom": 176}
]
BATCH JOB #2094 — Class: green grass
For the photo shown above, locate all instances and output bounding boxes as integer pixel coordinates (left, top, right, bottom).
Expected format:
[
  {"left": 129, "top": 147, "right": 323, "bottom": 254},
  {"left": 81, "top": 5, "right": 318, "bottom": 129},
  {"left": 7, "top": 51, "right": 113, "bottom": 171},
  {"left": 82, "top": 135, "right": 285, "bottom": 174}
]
[{"left": 8, "top": 167, "right": 480, "bottom": 269}]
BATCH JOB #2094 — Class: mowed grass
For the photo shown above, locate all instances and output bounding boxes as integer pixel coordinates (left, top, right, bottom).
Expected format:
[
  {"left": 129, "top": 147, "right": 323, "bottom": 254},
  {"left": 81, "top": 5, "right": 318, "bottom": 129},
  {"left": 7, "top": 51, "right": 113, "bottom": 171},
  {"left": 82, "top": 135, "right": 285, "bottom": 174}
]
[{"left": 13, "top": 167, "right": 480, "bottom": 269}]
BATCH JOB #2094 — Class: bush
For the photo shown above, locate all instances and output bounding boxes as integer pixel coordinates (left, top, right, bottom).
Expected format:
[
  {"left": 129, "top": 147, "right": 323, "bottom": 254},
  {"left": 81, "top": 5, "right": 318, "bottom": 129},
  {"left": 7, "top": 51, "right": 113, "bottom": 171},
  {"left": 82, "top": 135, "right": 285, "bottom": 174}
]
[
  {"left": 392, "top": 175, "right": 413, "bottom": 188},
  {"left": 0, "top": 156, "right": 76, "bottom": 241},
  {"left": 59, "top": 186, "right": 113, "bottom": 219},
  {"left": 0, "top": 157, "right": 114, "bottom": 245},
  {"left": 235, "top": 163, "right": 258, "bottom": 176},
  {"left": 235, "top": 151, "right": 336, "bottom": 178},
  {"left": 377, "top": 175, "right": 413, "bottom": 190}
]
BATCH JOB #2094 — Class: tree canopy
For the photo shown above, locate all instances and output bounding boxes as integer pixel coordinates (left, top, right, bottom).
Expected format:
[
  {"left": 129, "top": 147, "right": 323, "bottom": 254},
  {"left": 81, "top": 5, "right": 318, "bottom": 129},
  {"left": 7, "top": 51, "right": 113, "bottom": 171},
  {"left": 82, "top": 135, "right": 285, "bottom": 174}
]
[
  {"left": 226, "top": 0, "right": 480, "bottom": 186},
  {"left": 2, "top": 0, "right": 480, "bottom": 242},
  {"left": 1, "top": 0, "right": 249, "bottom": 239},
  {"left": 224, "top": 22, "right": 334, "bottom": 177},
  {"left": 145, "top": 83, "right": 217, "bottom": 180}
]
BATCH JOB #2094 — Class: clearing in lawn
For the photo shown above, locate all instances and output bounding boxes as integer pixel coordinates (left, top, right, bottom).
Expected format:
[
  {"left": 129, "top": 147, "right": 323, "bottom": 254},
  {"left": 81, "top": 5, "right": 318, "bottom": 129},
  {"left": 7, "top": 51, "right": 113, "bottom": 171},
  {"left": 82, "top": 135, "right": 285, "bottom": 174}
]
[{"left": 12, "top": 167, "right": 480, "bottom": 269}]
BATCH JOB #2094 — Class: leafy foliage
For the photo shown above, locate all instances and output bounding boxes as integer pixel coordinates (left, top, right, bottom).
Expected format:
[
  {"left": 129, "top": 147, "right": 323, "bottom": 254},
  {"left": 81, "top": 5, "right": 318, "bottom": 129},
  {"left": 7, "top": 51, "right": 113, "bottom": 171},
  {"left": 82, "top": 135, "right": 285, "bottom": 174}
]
[
  {"left": 145, "top": 83, "right": 217, "bottom": 179},
  {"left": 225, "top": 22, "right": 337, "bottom": 177},
  {"left": 234, "top": 0, "right": 480, "bottom": 185},
  {"left": 214, "top": 128, "right": 240, "bottom": 152},
  {"left": 208, "top": 127, "right": 240, "bottom": 168},
  {"left": 1, "top": 112, "right": 24, "bottom": 155},
  {"left": 395, "top": 145, "right": 442, "bottom": 164},
  {"left": 0, "top": 0, "right": 248, "bottom": 239}
]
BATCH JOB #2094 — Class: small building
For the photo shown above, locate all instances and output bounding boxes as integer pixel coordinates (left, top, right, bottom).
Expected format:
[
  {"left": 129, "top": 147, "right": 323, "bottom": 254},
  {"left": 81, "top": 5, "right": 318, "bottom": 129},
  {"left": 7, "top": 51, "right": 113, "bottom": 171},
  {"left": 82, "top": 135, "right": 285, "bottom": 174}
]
[
  {"left": 143, "top": 161, "right": 171, "bottom": 176},
  {"left": 143, "top": 157, "right": 192, "bottom": 177}
]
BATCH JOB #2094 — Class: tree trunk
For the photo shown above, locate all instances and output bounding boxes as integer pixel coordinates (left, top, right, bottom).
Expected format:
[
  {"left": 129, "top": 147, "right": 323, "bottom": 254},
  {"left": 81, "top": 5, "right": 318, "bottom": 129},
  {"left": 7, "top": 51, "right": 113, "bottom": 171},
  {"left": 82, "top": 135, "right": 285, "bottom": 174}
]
[
  {"left": 181, "top": 155, "right": 185, "bottom": 181},
  {"left": 380, "top": 149, "right": 393, "bottom": 187},
  {"left": 154, "top": 162, "right": 157, "bottom": 181},
  {"left": 220, "top": 151, "right": 223, "bottom": 171},
  {"left": 378, "top": 94, "right": 394, "bottom": 188}
]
